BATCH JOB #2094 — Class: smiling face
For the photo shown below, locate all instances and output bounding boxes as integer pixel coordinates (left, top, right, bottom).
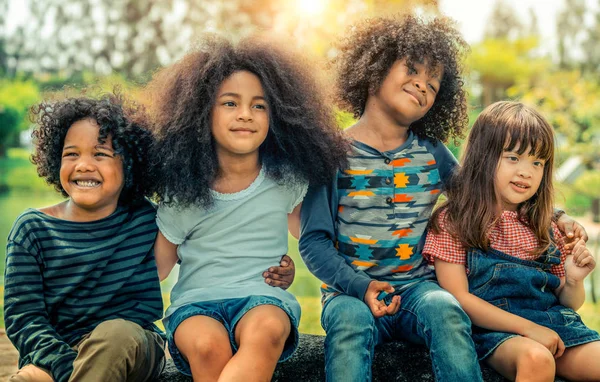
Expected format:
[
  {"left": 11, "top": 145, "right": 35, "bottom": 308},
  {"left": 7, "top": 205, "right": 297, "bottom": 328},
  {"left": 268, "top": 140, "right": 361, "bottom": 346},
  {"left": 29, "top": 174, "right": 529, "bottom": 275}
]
[
  {"left": 495, "top": 144, "right": 545, "bottom": 211},
  {"left": 210, "top": 70, "right": 269, "bottom": 161},
  {"left": 372, "top": 59, "right": 443, "bottom": 127},
  {"left": 60, "top": 119, "right": 124, "bottom": 217}
]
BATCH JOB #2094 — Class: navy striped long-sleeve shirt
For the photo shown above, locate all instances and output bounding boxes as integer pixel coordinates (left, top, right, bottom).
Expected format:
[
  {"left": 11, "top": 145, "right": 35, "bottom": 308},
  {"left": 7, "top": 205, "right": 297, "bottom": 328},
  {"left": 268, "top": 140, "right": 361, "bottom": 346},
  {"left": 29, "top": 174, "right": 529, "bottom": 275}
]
[{"left": 3, "top": 199, "right": 164, "bottom": 382}]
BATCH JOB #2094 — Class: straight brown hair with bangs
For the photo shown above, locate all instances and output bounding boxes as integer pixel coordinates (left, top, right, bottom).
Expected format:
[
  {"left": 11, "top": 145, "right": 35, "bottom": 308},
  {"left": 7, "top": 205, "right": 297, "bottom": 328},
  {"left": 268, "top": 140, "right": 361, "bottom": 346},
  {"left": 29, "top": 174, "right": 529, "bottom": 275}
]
[{"left": 430, "top": 101, "right": 556, "bottom": 256}]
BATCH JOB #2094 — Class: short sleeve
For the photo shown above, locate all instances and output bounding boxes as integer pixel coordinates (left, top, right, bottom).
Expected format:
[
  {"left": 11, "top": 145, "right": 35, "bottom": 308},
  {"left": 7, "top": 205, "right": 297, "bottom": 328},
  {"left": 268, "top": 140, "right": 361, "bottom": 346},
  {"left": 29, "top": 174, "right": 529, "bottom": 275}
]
[
  {"left": 286, "top": 181, "right": 308, "bottom": 213},
  {"left": 550, "top": 222, "right": 567, "bottom": 277},
  {"left": 156, "top": 203, "right": 191, "bottom": 245},
  {"left": 422, "top": 210, "right": 467, "bottom": 265}
]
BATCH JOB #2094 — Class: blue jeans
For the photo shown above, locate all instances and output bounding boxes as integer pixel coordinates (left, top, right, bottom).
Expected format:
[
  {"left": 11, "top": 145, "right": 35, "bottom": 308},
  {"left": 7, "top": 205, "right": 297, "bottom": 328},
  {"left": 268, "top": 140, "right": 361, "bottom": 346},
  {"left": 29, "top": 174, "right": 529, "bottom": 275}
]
[{"left": 321, "top": 280, "right": 483, "bottom": 382}]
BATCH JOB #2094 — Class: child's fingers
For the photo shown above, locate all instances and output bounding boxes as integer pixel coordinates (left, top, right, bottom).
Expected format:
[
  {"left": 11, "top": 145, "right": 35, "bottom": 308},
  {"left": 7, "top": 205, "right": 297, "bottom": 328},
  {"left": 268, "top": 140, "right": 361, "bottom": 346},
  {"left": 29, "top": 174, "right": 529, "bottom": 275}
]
[
  {"left": 385, "top": 296, "right": 401, "bottom": 315},
  {"left": 269, "top": 266, "right": 293, "bottom": 276},
  {"left": 578, "top": 254, "right": 595, "bottom": 269},
  {"left": 555, "top": 337, "right": 566, "bottom": 359}
]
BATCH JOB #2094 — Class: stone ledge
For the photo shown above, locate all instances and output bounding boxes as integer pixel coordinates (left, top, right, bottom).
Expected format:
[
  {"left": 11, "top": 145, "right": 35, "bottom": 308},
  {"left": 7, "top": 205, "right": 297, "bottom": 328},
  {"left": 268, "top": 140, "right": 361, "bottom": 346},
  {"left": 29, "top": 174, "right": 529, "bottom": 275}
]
[{"left": 157, "top": 333, "right": 567, "bottom": 381}]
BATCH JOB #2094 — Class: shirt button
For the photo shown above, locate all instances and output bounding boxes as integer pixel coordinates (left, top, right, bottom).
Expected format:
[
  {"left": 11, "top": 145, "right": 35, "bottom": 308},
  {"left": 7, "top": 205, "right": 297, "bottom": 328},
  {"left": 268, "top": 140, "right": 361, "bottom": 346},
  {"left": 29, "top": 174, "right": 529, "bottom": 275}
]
[
  {"left": 386, "top": 197, "right": 393, "bottom": 204},
  {"left": 385, "top": 178, "right": 391, "bottom": 185},
  {"left": 384, "top": 158, "right": 391, "bottom": 164}
]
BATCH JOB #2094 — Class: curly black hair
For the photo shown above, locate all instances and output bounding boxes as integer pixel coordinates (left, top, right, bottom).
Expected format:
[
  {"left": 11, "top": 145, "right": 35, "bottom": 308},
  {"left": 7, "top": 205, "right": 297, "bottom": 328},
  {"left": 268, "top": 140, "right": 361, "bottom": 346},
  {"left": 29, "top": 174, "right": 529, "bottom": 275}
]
[
  {"left": 333, "top": 14, "right": 470, "bottom": 142},
  {"left": 144, "top": 34, "right": 349, "bottom": 208},
  {"left": 30, "top": 91, "right": 156, "bottom": 206}
]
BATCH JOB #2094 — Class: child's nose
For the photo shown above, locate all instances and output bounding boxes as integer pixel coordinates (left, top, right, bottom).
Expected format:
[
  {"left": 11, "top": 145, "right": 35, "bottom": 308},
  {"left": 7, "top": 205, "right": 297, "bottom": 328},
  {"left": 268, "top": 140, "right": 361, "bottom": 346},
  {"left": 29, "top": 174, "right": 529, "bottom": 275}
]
[
  {"left": 236, "top": 106, "right": 253, "bottom": 121},
  {"left": 518, "top": 166, "right": 532, "bottom": 178},
  {"left": 75, "top": 157, "right": 96, "bottom": 172},
  {"left": 414, "top": 81, "right": 426, "bottom": 94}
]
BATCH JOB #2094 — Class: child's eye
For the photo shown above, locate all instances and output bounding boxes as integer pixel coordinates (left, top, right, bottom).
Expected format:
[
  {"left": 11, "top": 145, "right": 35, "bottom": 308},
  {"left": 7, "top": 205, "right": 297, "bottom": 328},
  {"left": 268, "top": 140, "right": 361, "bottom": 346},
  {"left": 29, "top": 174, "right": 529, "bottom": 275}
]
[
  {"left": 95, "top": 152, "right": 111, "bottom": 157},
  {"left": 506, "top": 155, "right": 518, "bottom": 162},
  {"left": 63, "top": 152, "right": 77, "bottom": 157},
  {"left": 223, "top": 101, "right": 236, "bottom": 107},
  {"left": 533, "top": 161, "right": 545, "bottom": 167},
  {"left": 428, "top": 84, "right": 438, "bottom": 93},
  {"left": 407, "top": 66, "right": 417, "bottom": 75},
  {"left": 253, "top": 104, "right": 267, "bottom": 110}
]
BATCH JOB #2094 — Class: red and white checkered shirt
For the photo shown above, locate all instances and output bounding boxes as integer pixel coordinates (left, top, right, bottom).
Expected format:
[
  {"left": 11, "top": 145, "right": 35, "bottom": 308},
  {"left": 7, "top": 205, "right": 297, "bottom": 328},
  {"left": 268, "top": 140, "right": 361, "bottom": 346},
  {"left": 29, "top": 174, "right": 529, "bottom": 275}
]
[{"left": 423, "top": 209, "right": 567, "bottom": 277}]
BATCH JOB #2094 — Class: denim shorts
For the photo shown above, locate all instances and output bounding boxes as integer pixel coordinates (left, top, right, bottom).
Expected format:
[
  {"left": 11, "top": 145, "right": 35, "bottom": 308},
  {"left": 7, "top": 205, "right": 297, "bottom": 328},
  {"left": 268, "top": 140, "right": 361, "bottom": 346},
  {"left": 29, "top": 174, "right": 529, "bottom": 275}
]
[{"left": 166, "top": 295, "right": 299, "bottom": 376}]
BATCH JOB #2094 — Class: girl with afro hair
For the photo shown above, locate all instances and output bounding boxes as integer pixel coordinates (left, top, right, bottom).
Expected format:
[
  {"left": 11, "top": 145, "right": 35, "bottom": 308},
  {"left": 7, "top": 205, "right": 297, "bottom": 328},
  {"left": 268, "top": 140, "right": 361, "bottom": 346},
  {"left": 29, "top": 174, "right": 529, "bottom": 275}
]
[
  {"left": 145, "top": 35, "right": 348, "bottom": 380},
  {"left": 5, "top": 92, "right": 166, "bottom": 382}
]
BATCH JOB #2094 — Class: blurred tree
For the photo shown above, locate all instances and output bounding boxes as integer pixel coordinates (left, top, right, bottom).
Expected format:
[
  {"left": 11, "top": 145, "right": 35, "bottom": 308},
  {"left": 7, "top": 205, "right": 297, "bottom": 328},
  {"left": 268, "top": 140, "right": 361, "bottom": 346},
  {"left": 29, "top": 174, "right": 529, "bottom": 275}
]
[
  {"left": 484, "top": 0, "right": 524, "bottom": 40},
  {"left": 469, "top": 37, "right": 549, "bottom": 106},
  {"left": 0, "top": 79, "right": 39, "bottom": 156},
  {"left": 0, "top": 0, "right": 7, "bottom": 76},
  {"left": 556, "top": 0, "right": 586, "bottom": 70},
  {"left": 508, "top": 70, "right": 600, "bottom": 165}
]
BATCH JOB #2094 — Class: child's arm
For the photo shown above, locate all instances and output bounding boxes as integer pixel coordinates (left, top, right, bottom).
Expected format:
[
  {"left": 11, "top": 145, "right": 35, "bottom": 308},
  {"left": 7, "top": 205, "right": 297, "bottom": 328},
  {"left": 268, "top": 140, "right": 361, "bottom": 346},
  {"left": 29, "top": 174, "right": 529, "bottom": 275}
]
[
  {"left": 435, "top": 259, "right": 565, "bottom": 357},
  {"left": 299, "top": 184, "right": 373, "bottom": 300},
  {"left": 555, "top": 238, "right": 596, "bottom": 310},
  {"left": 154, "top": 231, "right": 179, "bottom": 281},
  {"left": 288, "top": 203, "right": 302, "bottom": 240},
  {"left": 4, "top": 240, "right": 78, "bottom": 382},
  {"left": 554, "top": 211, "right": 589, "bottom": 251}
]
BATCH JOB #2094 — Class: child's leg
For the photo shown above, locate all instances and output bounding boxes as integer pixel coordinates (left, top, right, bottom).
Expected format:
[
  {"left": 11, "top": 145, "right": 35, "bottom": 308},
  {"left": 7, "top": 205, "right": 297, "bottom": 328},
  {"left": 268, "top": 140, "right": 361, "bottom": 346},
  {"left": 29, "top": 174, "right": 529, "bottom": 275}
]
[
  {"left": 486, "top": 336, "right": 555, "bottom": 382},
  {"left": 218, "top": 304, "right": 291, "bottom": 381},
  {"left": 392, "top": 281, "right": 483, "bottom": 382},
  {"left": 9, "top": 365, "right": 53, "bottom": 382},
  {"left": 69, "top": 318, "right": 165, "bottom": 382},
  {"left": 555, "top": 341, "right": 600, "bottom": 381},
  {"left": 321, "top": 294, "right": 378, "bottom": 382},
  {"left": 174, "top": 315, "right": 233, "bottom": 381}
]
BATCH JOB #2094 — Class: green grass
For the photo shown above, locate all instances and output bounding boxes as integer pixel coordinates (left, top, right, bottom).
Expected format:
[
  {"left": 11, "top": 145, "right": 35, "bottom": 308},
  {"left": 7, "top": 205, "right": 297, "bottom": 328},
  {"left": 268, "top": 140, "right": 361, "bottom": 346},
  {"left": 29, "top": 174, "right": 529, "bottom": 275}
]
[{"left": 0, "top": 148, "right": 56, "bottom": 193}]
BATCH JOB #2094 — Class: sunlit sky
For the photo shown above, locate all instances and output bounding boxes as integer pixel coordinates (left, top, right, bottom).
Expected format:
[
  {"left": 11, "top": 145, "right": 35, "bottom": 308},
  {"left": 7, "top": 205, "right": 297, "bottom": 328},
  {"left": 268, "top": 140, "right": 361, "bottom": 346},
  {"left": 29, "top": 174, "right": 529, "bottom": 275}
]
[{"left": 5, "top": 0, "right": 599, "bottom": 54}]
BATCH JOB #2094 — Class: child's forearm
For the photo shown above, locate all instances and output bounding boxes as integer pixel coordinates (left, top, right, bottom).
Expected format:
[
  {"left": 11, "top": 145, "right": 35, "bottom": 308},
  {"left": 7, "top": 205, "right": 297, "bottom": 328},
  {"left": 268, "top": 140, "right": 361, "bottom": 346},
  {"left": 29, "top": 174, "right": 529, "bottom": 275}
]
[
  {"left": 154, "top": 231, "right": 179, "bottom": 281},
  {"left": 456, "top": 291, "right": 538, "bottom": 335},
  {"left": 557, "top": 279, "right": 586, "bottom": 310}
]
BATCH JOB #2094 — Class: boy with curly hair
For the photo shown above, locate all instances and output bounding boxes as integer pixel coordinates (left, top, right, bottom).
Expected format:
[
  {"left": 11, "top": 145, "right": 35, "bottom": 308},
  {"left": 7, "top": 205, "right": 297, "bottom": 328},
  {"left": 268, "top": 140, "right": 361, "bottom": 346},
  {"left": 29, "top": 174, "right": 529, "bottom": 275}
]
[
  {"left": 4, "top": 92, "right": 166, "bottom": 382},
  {"left": 299, "top": 15, "right": 479, "bottom": 381}
]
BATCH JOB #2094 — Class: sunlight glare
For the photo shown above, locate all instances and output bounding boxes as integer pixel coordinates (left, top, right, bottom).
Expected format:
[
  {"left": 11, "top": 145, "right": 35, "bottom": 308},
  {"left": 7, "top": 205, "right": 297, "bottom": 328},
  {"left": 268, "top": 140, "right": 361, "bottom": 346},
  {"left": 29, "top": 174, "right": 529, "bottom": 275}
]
[{"left": 296, "top": 0, "right": 326, "bottom": 16}]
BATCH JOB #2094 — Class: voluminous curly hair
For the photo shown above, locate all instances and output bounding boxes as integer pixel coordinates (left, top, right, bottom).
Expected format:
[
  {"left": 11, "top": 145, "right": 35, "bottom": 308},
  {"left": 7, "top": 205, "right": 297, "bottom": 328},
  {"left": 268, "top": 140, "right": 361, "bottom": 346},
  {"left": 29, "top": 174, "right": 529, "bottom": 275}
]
[
  {"left": 30, "top": 91, "right": 156, "bottom": 206},
  {"left": 144, "top": 34, "right": 349, "bottom": 208},
  {"left": 333, "top": 14, "right": 470, "bottom": 142}
]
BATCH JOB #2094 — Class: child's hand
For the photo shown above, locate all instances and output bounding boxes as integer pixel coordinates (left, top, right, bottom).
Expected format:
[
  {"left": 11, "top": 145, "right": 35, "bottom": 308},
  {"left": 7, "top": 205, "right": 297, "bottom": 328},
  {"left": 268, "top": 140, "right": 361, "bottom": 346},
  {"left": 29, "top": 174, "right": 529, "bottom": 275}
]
[
  {"left": 363, "top": 281, "right": 400, "bottom": 318},
  {"left": 556, "top": 214, "right": 589, "bottom": 251},
  {"left": 263, "top": 255, "right": 295, "bottom": 289},
  {"left": 523, "top": 323, "right": 565, "bottom": 358},
  {"left": 564, "top": 239, "right": 596, "bottom": 283}
]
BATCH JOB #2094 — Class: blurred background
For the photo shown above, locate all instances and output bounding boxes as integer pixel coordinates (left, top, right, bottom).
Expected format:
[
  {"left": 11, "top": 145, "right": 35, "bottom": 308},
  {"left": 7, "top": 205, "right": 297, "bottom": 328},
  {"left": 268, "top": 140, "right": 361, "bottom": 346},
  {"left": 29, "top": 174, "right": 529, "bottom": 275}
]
[{"left": 1, "top": 0, "right": 599, "bottom": 339}]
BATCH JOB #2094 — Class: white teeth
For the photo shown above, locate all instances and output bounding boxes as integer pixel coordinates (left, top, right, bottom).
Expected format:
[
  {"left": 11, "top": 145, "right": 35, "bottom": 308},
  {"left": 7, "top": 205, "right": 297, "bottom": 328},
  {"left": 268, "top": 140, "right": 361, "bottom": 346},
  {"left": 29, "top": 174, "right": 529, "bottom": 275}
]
[{"left": 75, "top": 180, "right": 100, "bottom": 187}]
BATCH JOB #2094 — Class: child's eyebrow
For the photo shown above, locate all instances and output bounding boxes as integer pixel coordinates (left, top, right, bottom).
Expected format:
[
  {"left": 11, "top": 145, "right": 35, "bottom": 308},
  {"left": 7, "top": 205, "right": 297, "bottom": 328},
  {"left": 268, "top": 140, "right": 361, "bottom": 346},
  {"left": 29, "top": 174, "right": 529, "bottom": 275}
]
[
  {"left": 62, "top": 145, "right": 77, "bottom": 151},
  {"left": 95, "top": 144, "right": 115, "bottom": 152},
  {"left": 218, "top": 92, "right": 265, "bottom": 101}
]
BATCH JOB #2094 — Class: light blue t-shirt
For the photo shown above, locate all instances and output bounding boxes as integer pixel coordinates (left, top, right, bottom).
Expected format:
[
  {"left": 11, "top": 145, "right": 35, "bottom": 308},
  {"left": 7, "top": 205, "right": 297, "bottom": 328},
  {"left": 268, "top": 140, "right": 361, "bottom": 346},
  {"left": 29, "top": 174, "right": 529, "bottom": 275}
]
[{"left": 157, "top": 167, "right": 307, "bottom": 325}]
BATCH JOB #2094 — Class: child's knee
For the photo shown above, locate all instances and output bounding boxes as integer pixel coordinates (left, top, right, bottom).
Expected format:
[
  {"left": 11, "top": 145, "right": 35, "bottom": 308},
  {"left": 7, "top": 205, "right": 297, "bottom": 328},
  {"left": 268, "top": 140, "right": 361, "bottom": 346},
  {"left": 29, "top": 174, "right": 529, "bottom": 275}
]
[
  {"left": 517, "top": 345, "right": 555, "bottom": 375},
  {"left": 86, "top": 319, "right": 147, "bottom": 353},
  {"left": 184, "top": 333, "right": 232, "bottom": 360},
  {"left": 243, "top": 314, "right": 290, "bottom": 348}
]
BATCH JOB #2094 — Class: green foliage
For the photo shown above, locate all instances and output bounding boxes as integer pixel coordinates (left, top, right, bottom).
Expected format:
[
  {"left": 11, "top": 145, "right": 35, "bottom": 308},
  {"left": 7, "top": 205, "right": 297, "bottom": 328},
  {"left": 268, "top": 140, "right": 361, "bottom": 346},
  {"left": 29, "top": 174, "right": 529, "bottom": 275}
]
[
  {"left": 335, "top": 109, "right": 356, "bottom": 130},
  {"left": 0, "top": 148, "right": 55, "bottom": 193},
  {"left": 0, "top": 79, "right": 40, "bottom": 151},
  {"left": 470, "top": 37, "right": 549, "bottom": 87},
  {"left": 508, "top": 70, "right": 600, "bottom": 163}
]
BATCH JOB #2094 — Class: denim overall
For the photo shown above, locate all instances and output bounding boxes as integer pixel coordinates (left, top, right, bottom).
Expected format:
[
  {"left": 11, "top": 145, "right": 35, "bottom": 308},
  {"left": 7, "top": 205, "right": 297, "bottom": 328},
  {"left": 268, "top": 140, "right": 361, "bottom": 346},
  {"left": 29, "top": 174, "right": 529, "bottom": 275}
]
[{"left": 466, "top": 244, "right": 600, "bottom": 359}]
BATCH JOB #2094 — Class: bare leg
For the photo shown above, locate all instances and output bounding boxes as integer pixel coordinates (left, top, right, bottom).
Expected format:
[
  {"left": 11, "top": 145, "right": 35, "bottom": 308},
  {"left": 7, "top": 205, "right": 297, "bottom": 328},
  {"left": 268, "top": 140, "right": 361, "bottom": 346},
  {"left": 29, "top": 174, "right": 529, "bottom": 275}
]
[
  {"left": 174, "top": 316, "right": 233, "bottom": 382},
  {"left": 486, "top": 336, "right": 555, "bottom": 382},
  {"left": 9, "top": 365, "right": 53, "bottom": 382},
  {"left": 218, "top": 305, "right": 291, "bottom": 382},
  {"left": 556, "top": 341, "right": 600, "bottom": 381}
]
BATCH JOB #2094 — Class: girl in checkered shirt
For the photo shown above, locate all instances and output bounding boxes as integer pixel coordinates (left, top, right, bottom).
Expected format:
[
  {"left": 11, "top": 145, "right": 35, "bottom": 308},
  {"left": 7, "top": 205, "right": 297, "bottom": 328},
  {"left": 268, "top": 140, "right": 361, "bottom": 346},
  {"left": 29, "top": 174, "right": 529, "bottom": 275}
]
[{"left": 423, "top": 101, "right": 600, "bottom": 382}]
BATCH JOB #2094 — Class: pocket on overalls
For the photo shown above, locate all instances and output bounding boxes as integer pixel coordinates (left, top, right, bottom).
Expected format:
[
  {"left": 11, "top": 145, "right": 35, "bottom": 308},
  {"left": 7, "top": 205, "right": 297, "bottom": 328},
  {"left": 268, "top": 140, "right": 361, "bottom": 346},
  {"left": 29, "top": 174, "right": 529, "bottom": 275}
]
[
  {"left": 489, "top": 298, "right": 510, "bottom": 311},
  {"left": 545, "top": 306, "right": 585, "bottom": 327}
]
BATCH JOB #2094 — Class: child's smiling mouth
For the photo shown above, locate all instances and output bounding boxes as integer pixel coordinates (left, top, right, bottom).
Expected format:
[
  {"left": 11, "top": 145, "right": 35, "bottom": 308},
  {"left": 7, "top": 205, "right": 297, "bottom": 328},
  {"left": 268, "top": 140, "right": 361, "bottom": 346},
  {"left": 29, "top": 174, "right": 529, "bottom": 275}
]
[{"left": 73, "top": 179, "right": 101, "bottom": 188}]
